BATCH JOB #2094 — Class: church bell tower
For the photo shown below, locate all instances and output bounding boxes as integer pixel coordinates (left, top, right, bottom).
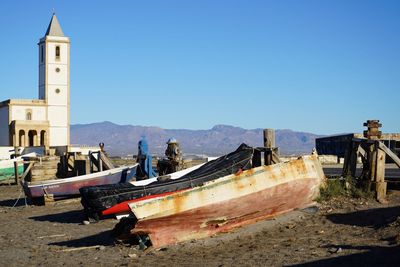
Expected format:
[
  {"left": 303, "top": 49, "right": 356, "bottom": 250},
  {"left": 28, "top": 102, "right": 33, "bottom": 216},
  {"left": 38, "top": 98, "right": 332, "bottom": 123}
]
[{"left": 38, "top": 14, "right": 70, "bottom": 147}]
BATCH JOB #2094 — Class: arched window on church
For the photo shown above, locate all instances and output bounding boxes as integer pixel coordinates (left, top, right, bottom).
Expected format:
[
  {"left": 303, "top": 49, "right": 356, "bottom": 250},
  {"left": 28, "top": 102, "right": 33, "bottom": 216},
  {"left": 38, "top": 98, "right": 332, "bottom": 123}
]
[
  {"left": 55, "top": 46, "right": 60, "bottom": 60},
  {"left": 26, "top": 110, "right": 32, "bottom": 120}
]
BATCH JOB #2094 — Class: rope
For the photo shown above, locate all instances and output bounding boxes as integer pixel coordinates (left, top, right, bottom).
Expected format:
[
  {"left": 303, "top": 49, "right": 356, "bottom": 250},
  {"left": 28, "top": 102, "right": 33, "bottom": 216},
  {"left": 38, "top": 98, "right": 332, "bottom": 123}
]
[
  {"left": 12, "top": 186, "right": 28, "bottom": 208},
  {"left": 143, "top": 185, "right": 147, "bottom": 196}
]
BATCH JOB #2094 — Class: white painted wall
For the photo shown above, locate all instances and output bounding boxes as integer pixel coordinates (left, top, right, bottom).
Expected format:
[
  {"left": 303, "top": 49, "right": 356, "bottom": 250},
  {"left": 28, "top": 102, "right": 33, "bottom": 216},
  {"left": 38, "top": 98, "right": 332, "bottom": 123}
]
[
  {"left": 47, "top": 85, "right": 68, "bottom": 105},
  {"left": 47, "top": 64, "right": 68, "bottom": 85},
  {"left": 0, "top": 107, "right": 9, "bottom": 146},
  {"left": 47, "top": 106, "right": 67, "bottom": 127},
  {"left": 49, "top": 127, "right": 68, "bottom": 146},
  {"left": 10, "top": 105, "right": 46, "bottom": 121}
]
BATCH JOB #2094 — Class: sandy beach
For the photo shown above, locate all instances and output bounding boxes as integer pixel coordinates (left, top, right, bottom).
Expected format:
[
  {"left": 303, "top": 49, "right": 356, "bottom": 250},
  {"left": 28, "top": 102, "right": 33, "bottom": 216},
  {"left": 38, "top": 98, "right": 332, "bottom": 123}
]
[{"left": 1, "top": 184, "right": 400, "bottom": 266}]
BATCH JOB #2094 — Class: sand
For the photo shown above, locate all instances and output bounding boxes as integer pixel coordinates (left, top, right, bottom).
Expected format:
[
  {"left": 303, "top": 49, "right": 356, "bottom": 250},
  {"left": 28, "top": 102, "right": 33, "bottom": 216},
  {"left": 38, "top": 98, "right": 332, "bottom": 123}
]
[{"left": 1, "top": 185, "right": 400, "bottom": 266}]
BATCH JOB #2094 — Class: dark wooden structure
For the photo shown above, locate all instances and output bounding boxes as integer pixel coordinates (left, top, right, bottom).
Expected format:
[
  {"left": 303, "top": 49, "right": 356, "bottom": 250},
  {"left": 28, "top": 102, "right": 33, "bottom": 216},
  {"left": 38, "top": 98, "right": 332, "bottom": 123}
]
[
  {"left": 342, "top": 120, "right": 400, "bottom": 202},
  {"left": 316, "top": 133, "right": 400, "bottom": 163}
]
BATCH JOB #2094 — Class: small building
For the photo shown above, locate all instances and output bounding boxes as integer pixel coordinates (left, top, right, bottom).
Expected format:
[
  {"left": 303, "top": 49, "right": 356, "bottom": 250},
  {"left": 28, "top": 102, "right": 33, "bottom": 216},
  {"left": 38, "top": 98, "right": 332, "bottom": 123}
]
[{"left": 0, "top": 14, "right": 70, "bottom": 149}]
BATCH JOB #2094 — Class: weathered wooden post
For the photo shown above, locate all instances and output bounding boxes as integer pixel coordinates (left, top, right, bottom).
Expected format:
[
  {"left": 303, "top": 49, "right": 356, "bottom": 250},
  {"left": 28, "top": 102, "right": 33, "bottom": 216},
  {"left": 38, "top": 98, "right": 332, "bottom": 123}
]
[
  {"left": 375, "top": 144, "right": 387, "bottom": 202},
  {"left": 98, "top": 151, "right": 103, "bottom": 172},
  {"left": 342, "top": 141, "right": 359, "bottom": 178},
  {"left": 363, "top": 120, "right": 386, "bottom": 202},
  {"left": 263, "top": 129, "right": 275, "bottom": 165},
  {"left": 14, "top": 161, "right": 19, "bottom": 184}
]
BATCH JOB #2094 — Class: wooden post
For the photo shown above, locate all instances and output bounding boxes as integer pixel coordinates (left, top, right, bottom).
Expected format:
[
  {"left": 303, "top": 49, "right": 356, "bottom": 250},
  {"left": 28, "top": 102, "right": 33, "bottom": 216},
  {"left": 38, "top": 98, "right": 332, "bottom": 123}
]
[
  {"left": 369, "top": 144, "right": 377, "bottom": 182},
  {"left": 263, "top": 129, "right": 275, "bottom": 148},
  {"left": 14, "top": 161, "right": 19, "bottom": 184},
  {"left": 350, "top": 141, "right": 359, "bottom": 178},
  {"left": 342, "top": 141, "right": 358, "bottom": 177},
  {"left": 375, "top": 145, "right": 387, "bottom": 202},
  {"left": 98, "top": 152, "right": 103, "bottom": 172},
  {"left": 252, "top": 149, "right": 262, "bottom": 168},
  {"left": 263, "top": 129, "right": 275, "bottom": 166},
  {"left": 89, "top": 151, "right": 94, "bottom": 173}
]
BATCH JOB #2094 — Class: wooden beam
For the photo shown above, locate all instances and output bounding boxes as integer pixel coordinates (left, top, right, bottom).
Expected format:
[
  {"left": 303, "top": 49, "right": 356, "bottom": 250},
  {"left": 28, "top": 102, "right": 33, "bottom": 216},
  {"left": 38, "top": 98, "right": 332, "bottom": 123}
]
[
  {"left": 272, "top": 148, "right": 281, "bottom": 164},
  {"left": 352, "top": 137, "right": 375, "bottom": 144},
  {"left": 357, "top": 144, "right": 367, "bottom": 158},
  {"left": 20, "top": 162, "right": 34, "bottom": 182},
  {"left": 378, "top": 141, "right": 400, "bottom": 168},
  {"left": 263, "top": 129, "right": 275, "bottom": 166},
  {"left": 100, "top": 152, "right": 115, "bottom": 170}
]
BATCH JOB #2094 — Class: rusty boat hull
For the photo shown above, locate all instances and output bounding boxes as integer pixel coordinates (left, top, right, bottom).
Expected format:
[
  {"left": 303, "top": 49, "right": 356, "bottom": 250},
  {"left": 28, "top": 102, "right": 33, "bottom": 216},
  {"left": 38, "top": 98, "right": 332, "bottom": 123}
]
[{"left": 128, "top": 154, "right": 325, "bottom": 248}]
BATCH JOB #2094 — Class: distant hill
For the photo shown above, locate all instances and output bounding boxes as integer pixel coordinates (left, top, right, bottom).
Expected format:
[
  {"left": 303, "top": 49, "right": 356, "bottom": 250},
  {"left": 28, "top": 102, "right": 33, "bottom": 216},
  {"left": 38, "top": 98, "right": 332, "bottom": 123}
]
[{"left": 70, "top": 121, "right": 324, "bottom": 156}]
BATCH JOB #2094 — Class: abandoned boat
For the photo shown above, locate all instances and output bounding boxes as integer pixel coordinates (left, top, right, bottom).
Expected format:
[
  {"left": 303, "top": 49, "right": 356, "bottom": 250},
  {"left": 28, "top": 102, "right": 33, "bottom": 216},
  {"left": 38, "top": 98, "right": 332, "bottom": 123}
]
[
  {"left": 120, "top": 151, "right": 325, "bottom": 248},
  {"left": 22, "top": 164, "right": 138, "bottom": 201},
  {"left": 80, "top": 144, "right": 254, "bottom": 220}
]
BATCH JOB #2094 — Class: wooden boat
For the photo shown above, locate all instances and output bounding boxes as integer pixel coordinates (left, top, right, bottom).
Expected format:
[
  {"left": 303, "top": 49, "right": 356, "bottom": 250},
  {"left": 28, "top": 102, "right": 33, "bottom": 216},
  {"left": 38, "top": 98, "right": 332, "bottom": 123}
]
[
  {"left": 22, "top": 164, "right": 138, "bottom": 201},
  {"left": 124, "top": 153, "right": 325, "bottom": 248}
]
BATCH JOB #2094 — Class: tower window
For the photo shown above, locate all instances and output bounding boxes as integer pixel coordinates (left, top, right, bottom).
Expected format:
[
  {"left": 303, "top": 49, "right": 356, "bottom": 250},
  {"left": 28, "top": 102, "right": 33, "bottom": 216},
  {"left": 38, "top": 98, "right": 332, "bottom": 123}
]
[
  {"left": 41, "top": 46, "right": 44, "bottom": 63},
  {"left": 55, "top": 46, "right": 60, "bottom": 60}
]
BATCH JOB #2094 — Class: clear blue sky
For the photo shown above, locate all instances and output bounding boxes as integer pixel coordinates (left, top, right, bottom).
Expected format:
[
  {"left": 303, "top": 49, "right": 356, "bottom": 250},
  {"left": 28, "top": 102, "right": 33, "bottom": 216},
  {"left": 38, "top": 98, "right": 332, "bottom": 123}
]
[{"left": 0, "top": 0, "right": 399, "bottom": 134}]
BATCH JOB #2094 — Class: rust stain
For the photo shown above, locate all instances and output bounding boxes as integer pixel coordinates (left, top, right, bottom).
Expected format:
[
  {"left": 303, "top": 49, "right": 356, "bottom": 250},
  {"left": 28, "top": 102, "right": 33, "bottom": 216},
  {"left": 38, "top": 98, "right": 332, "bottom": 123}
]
[
  {"left": 246, "top": 168, "right": 254, "bottom": 176},
  {"left": 235, "top": 168, "right": 243, "bottom": 176},
  {"left": 200, "top": 217, "right": 228, "bottom": 228}
]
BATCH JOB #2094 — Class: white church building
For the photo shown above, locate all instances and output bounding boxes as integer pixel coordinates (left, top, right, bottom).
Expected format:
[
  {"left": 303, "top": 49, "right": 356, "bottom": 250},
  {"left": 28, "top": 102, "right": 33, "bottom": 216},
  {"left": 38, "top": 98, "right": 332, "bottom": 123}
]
[{"left": 0, "top": 14, "right": 70, "bottom": 149}]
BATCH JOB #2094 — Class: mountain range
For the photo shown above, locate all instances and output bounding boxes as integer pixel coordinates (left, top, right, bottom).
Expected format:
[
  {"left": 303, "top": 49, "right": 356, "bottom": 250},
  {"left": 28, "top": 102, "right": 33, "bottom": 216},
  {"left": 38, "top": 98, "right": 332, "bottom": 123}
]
[{"left": 70, "top": 121, "right": 324, "bottom": 157}]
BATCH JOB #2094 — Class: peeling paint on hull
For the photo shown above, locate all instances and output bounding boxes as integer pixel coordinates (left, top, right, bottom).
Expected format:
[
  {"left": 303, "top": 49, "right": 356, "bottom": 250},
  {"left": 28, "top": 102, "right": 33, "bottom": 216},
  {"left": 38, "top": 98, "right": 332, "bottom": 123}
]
[{"left": 129, "top": 155, "right": 325, "bottom": 248}]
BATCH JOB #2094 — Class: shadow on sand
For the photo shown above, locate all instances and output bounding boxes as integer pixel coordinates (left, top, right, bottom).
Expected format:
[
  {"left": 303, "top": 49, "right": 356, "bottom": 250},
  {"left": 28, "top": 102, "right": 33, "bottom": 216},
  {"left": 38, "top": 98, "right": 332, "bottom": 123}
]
[
  {"left": 326, "top": 206, "right": 400, "bottom": 229},
  {"left": 29, "top": 209, "right": 85, "bottom": 224},
  {"left": 0, "top": 197, "right": 28, "bottom": 207},
  {"left": 289, "top": 244, "right": 400, "bottom": 267},
  {"left": 290, "top": 206, "right": 400, "bottom": 266},
  {"left": 49, "top": 230, "right": 115, "bottom": 248}
]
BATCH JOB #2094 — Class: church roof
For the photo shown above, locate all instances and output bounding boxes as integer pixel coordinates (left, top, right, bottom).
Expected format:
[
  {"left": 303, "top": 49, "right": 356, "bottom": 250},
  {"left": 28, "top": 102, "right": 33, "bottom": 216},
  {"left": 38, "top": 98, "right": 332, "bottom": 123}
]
[{"left": 45, "top": 14, "right": 64, "bottom": 37}]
